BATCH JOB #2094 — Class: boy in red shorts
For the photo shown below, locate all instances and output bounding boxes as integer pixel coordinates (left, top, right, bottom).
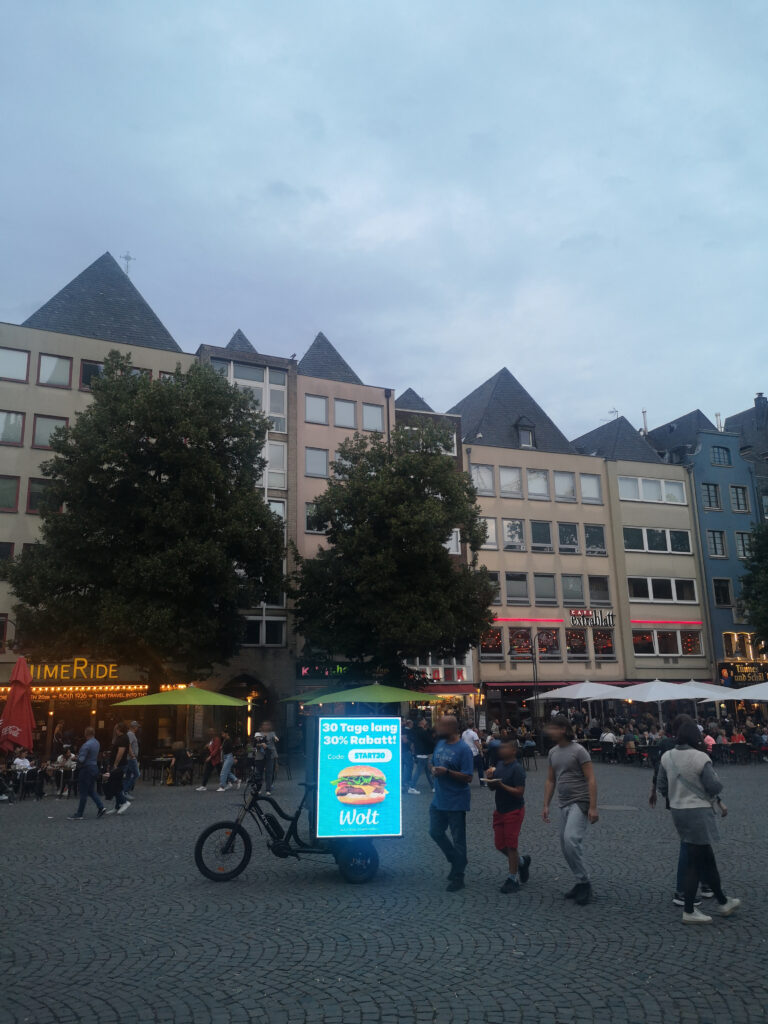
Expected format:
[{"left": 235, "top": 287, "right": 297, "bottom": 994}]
[{"left": 485, "top": 738, "right": 531, "bottom": 893}]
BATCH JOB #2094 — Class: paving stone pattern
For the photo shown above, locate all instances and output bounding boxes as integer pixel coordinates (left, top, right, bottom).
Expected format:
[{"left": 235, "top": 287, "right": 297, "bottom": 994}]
[{"left": 2, "top": 763, "right": 767, "bottom": 1024}]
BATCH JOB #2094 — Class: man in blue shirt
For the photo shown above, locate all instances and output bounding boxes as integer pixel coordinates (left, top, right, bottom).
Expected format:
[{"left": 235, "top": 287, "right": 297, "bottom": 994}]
[
  {"left": 429, "top": 716, "right": 474, "bottom": 891},
  {"left": 68, "top": 727, "right": 106, "bottom": 820}
]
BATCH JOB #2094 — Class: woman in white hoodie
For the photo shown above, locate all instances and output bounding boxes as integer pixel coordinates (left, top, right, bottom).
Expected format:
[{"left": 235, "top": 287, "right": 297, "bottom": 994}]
[{"left": 657, "top": 715, "right": 740, "bottom": 925}]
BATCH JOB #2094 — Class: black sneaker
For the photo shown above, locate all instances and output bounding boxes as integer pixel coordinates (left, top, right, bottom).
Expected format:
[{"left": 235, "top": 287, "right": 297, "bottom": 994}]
[
  {"left": 673, "top": 891, "right": 701, "bottom": 907},
  {"left": 446, "top": 877, "right": 465, "bottom": 892},
  {"left": 519, "top": 855, "right": 531, "bottom": 884},
  {"left": 564, "top": 884, "right": 580, "bottom": 899},
  {"left": 500, "top": 877, "right": 520, "bottom": 894},
  {"left": 575, "top": 883, "right": 592, "bottom": 906},
  {"left": 67, "top": 815, "right": 83, "bottom": 821},
  {"left": 97, "top": 807, "right": 108, "bottom": 818}
]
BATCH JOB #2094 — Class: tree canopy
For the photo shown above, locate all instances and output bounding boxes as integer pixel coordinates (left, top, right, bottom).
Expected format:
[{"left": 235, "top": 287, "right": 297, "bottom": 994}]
[
  {"left": 291, "top": 422, "right": 495, "bottom": 678},
  {"left": 740, "top": 523, "right": 768, "bottom": 649},
  {"left": 4, "top": 353, "right": 284, "bottom": 678}
]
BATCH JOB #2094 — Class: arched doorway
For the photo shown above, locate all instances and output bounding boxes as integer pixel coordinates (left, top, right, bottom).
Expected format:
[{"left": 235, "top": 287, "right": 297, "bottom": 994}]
[{"left": 221, "top": 674, "right": 274, "bottom": 739}]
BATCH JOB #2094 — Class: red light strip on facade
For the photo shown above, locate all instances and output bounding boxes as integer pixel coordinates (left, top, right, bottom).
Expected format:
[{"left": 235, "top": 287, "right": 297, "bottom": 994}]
[
  {"left": 630, "top": 619, "right": 702, "bottom": 626},
  {"left": 494, "top": 617, "right": 564, "bottom": 624}
]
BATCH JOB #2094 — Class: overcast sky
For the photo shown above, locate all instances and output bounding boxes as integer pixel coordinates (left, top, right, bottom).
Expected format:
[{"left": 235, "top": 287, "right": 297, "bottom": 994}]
[{"left": 1, "top": 1, "right": 766, "bottom": 436}]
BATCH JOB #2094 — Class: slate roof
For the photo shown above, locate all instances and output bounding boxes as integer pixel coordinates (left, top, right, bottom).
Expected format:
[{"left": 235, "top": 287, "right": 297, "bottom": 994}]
[
  {"left": 572, "top": 416, "right": 663, "bottom": 463},
  {"left": 395, "top": 388, "right": 433, "bottom": 412},
  {"left": 725, "top": 396, "right": 768, "bottom": 450},
  {"left": 22, "top": 252, "right": 181, "bottom": 352},
  {"left": 226, "top": 329, "right": 256, "bottom": 354},
  {"left": 298, "top": 332, "right": 363, "bottom": 385},
  {"left": 447, "top": 367, "right": 574, "bottom": 453},
  {"left": 647, "top": 409, "right": 717, "bottom": 454}
]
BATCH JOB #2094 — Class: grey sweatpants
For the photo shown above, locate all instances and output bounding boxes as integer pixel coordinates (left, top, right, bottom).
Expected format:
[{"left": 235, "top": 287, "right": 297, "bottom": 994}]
[{"left": 559, "top": 803, "right": 590, "bottom": 883}]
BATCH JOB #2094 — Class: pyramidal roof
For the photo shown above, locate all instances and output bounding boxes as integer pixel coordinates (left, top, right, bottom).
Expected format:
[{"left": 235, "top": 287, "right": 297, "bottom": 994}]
[
  {"left": 226, "top": 329, "right": 256, "bottom": 354},
  {"left": 647, "top": 409, "right": 717, "bottom": 454},
  {"left": 298, "top": 332, "right": 362, "bottom": 385},
  {"left": 22, "top": 252, "right": 181, "bottom": 353},
  {"left": 448, "top": 367, "right": 574, "bottom": 453},
  {"left": 572, "top": 416, "right": 662, "bottom": 463},
  {"left": 395, "top": 388, "right": 433, "bottom": 412}
]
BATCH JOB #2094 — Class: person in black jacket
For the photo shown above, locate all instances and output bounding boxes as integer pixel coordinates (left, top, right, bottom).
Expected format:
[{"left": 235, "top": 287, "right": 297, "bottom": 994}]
[{"left": 407, "top": 719, "right": 434, "bottom": 794}]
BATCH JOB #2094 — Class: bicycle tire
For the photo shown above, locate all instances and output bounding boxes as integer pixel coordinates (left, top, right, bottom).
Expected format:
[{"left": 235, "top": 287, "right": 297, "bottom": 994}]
[
  {"left": 194, "top": 821, "right": 252, "bottom": 881},
  {"left": 336, "top": 841, "right": 379, "bottom": 884}
]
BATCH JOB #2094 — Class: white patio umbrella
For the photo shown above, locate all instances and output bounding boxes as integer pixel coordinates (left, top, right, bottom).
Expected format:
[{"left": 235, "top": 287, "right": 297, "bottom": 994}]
[
  {"left": 620, "top": 679, "right": 705, "bottom": 723},
  {"left": 536, "top": 681, "right": 625, "bottom": 702},
  {"left": 724, "top": 681, "right": 768, "bottom": 702}
]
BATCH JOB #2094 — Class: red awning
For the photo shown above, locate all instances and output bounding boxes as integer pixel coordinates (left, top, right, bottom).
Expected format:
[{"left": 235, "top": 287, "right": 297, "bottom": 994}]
[{"left": 417, "top": 684, "right": 476, "bottom": 695}]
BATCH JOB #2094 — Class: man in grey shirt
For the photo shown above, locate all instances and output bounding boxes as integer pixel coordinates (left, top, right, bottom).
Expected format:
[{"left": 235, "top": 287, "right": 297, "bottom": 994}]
[{"left": 542, "top": 715, "right": 599, "bottom": 905}]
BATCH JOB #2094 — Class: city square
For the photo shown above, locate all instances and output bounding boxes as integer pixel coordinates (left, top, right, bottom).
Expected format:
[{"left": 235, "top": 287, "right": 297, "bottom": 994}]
[{"left": 3, "top": 761, "right": 766, "bottom": 1024}]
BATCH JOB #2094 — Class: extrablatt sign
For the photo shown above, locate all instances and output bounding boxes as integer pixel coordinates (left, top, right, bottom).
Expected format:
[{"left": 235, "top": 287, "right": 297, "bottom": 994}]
[{"left": 316, "top": 717, "right": 402, "bottom": 839}]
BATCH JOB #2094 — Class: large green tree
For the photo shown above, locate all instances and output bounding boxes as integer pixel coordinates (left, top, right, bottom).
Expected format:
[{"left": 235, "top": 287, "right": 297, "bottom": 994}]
[
  {"left": 740, "top": 523, "right": 768, "bottom": 647},
  {"left": 291, "top": 422, "right": 495, "bottom": 679},
  {"left": 4, "top": 353, "right": 284, "bottom": 679}
]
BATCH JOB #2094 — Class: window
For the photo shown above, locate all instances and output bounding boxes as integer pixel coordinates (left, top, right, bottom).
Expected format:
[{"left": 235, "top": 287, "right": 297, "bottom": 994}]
[
  {"left": 27, "top": 478, "right": 56, "bottom": 514},
  {"left": 680, "top": 631, "right": 702, "bottom": 656},
  {"left": 627, "top": 577, "right": 697, "bottom": 602},
  {"left": 632, "top": 630, "right": 655, "bottom": 655},
  {"left": 588, "top": 576, "right": 610, "bottom": 605},
  {"left": 657, "top": 631, "right": 679, "bottom": 655},
  {"left": 0, "top": 476, "right": 20, "bottom": 512},
  {"left": 80, "top": 360, "right": 103, "bottom": 389},
  {"left": 0, "top": 542, "right": 13, "bottom": 561},
  {"left": 584, "top": 524, "right": 606, "bottom": 555},
  {"left": 508, "top": 628, "right": 532, "bottom": 660},
  {"left": 32, "top": 415, "right": 67, "bottom": 449},
  {"left": 480, "top": 517, "right": 498, "bottom": 549},
  {"left": 561, "top": 574, "right": 584, "bottom": 604},
  {"left": 487, "top": 572, "right": 501, "bottom": 605},
  {"left": 711, "top": 446, "right": 731, "bottom": 466},
  {"left": 526, "top": 469, "right": 549, "bottom": 500},
  {"left": 702, "top": 483, "right": 721, "bottom": 509},
  {"left": 554, "top": 471, "right": 576, "bottom": 502},
  {"left": 519, "top": 426, "right": 534, "bottom": 448},
  {"left": 305, "top": 447, "right": 329, "bottom": 478},
  {"left": 334, "top": 399, "right": 356, "bottom": 429},
  {"left": 305, "top": 502, "right": 325, "bottom": 534},
  {"left": 566, "top": 628, "right": 588, "bottom": 661},
  {"left": 0, "top": 411, "right": 24, "bottom": 446},
  {"left": 269, "top": 368, "right": 286, "bottom": 386},
  {"left": 499, "top": 466, "right": 522, "bottom": 498},
  {"left": 158, "top": 370, "right": 175, "bottom": 381},
  {"left": 707, "top": 530, "right": 726, "bottom": 558},
  {"left": 502, "top": 518, "right": 525, "bottom": 551},
  {"left": 632, "top": 629, "right": 703, "bottom": 657},
  {"left": 580, "top": 473, "right": 602, "bottom": 504},
  {"left": 730, "top": 486, "right": 750, "bottom": 513},
  {"left": 243, "top": 619, "right": 261, "bottom": 645},
  {"left": 232, "top": 364, "right": 286, "bottom": 430},
  {"left": 264, "top": 619, "right": 286, "bottom": 646},
  {"left": 266, "top": 441, "right": 287, "bottom": 488},
  {"left": 470, "top": 464, "right": 495, "bottom": 495},
  {"left": 534, "top": 573, "right": 557, "bottom": 605},
  {"left": 537, "top": 628, "right": 561, "bottom": 661},
  {"left": 232, "top": 362, "right": 262, "bottom": 381},
  {"left": 623, "top": 527, "right": 644, "bottom": 551},
  {"left": 444, "top": 528, "right": 461, "bottom": 555},
  {"left": 618, "top": 476, "right": 685, "bottom": 504},
  {"left": 268, "top": 384, "right": 286, "bottom": 431},
  {"left": 530, "top": 521, "right": 553, "bottom": 552},
  {"left": 593, "top": 629, "right": 615, "bottom": 661},
  {"left": 670, "top": 530, "right": 691, "bottom": 553},
  {"left": 305, "top": 394, "right": 328, "bottom": 424},
  {"left": 38, "top": 354, "right": 72, "bottom": 388},
  {"left": 480, "top": 628, "right": 503, "bottom": 661},
  {"left": 0, "top": 347, "right": 29, "bottom": 382},
  {"left": 505, "top": 572, "right": 529, "bottom": 605},
  {"left": 735, "top": 532, "right": 752, "bottom": 560},
  {"left": 362, "top": 404, "right": 384, "bottom": 432},
  {"left": 713, "top": 578, "right": 733, "bottom": 606},
  {"left": 558, "top": 522, "right": 579, "bottom": 553},
  {"left": 622, "top": 527, "right": 691, "bottom": 554}
]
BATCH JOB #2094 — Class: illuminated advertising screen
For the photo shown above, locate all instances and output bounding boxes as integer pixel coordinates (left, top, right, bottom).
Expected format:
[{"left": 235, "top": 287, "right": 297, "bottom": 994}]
[{"left": 316, "top": 717, "right": 402, "bottom": 839}]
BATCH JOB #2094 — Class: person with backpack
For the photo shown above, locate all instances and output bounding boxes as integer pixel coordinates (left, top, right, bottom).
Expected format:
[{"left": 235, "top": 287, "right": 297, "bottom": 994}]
[{"left": 656, "top": 715, "right": 740, "bottom": 924}]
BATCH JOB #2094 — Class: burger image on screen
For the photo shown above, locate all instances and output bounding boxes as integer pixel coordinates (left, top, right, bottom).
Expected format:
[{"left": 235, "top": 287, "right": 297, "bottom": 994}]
[{"left": 331, "top": 765, "right": 388, "bottom": 805}]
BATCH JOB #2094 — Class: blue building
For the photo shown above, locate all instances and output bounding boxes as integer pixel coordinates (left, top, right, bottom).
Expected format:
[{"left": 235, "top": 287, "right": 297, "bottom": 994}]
[{"left": 648, "top": 411, "right": 763, "bottom": 682}]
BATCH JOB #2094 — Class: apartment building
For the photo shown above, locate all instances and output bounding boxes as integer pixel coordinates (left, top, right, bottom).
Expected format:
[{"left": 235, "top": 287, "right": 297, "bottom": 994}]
[
  {"left": 573, "top": 417, "right": 710, "bottom": 683},
  {"left": 648, "top": 411, "right": 764, "bottom": 683},
  {"left": 725, "top": 393, "right": 768, "bottom": 522}
]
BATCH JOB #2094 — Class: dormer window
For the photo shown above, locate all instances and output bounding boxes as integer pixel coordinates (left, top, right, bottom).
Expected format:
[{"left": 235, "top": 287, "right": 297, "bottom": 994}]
[{"left": 519, "top": 427, "right": 535, "bottom": 448}]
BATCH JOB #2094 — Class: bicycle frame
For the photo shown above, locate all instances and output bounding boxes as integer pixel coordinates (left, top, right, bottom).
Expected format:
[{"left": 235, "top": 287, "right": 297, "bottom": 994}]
[{"left": 234, "top": 783, "right": 333, "bottom": 857}]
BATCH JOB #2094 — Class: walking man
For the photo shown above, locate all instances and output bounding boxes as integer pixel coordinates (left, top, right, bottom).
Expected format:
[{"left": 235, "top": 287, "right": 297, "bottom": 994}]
[
  {"left": 107, "top": 722, "right": 131, "bottom": 814},
  {"left": 428, "top": 715, "right": 473, "bottom": 892},
  {"left": 542, "top": 715, "right": 598, "bottom": 905},
  {"left": 485, "top": 738, "right": 531, "bottom": 893},
  {"left": 68, "top": 726, "right": 106, "bottom": 820},
  {"left": 217, "top": 730, "right": 239, "bottom": 792},
  {"left": 408, "top": 719, "right": 434, "bottom": 794},
  {"left": 122, "top": 721, "right": 140, "bottom": 800},
  {"left": 461, "top": 721, "right": 485, "bottom": 786}
]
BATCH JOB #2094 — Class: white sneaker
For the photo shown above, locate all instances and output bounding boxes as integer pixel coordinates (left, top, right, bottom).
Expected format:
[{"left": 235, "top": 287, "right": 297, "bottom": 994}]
[
  {"left": 407, "top": 787, "right": 420, "bottom": 794},
  {"left": 196, "top": 786, "right": 207, "bottom": 792},
  {"left": 103, "top": 808, "right": 116, "bottom": 815},
  {"left": 682, "top": 908, "right": 712, "bottom": 925},
  {"left": 226, "top": 783, "right": 234, "bottom": 790},
  {"left": 117, "top": 801, "right": 130, "bottom": 815},
  {"left": 712, "top": 898, "right": 741, "bottom": 917},
  {"left": 264, "top": 791, "right": 272, "bottom": 796},
  {"left": 216, "top": 787, "right": 227, "bottom": 792},
  {"left": 236, "top": 780, "right": 242, "bottom": 789}
]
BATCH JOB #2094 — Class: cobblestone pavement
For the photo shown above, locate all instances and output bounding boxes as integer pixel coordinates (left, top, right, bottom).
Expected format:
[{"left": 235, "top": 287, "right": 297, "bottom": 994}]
[{"left": 2, "top": 762, "right": 767, "bottom": 1024}]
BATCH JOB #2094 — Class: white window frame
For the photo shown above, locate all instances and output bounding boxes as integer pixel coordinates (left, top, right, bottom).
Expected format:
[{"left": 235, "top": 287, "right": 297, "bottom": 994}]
[
  {"left": 501, "top": 518, "right": 525, "bottom": 551},
  {"left": 557, "top": 522, "right": 579, "bottom": 554},
  {"left": 626, "top": 576, "right": 698, "bottom": 604},
  {"left": 584, "top": 523, "right": 607, "bottom": 556},
  {"left": 258, "top": 440, "right": 287, "bottom": 490},
  {"left": 561, "top": 573, "right": 585, "bottom": 605},
  {"left": 530, "top": 520, "right": 553, "bottom": 553},
  {"left": 334, "top": 398, "right": 356, "bottom": 429},
  {"left": 505, "top": 571, "right": 529, "bottom": 605},
  {"left": 554, "top": 471, "right": 576, "bottom": 502},
  {"left": 470, "top": 463, "right": 495, "bottom": 496},
  {"left": 618, "top": 476, "right": 686, "bottom": 504},
  {"left": 579, "top": 473, "right": 603, "bottom": 504},
  {"left": 480, "top": 517, "right": 498, "bottom": 549},
  {"left": 533, "top": 573, "right": 557, "bottom": 606},
  {"left": 499, "top": 466, "right": 523, "bottom": 498},
  {"left": 444, "top": 528, "right": 461, "bottom": 555},
  {"left": 362, "top": 403, "right": 384, "bottom": 432},
  {"left": 588, "top": 575, "right": 611, "bottom": 606},
  {"left": 632, "top": 628, "right": 702, "bottom": 657},
  {"left": 622, "top": 526, "right": 692, "bottom": 554},
  {"left": 305, "top": 394, "right": 328, "bottom": 425},
  {"left": 526, "top": 468, "right": 550, "bottom": 501},
  {"left": 305, "top": 447, "right": 329, "bottom": 478}
]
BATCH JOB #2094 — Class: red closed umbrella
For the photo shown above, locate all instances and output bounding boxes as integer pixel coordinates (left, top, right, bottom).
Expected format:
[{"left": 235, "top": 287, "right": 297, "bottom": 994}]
[{"left": 0, "top": 656, "right": 36, "bottom": 752}]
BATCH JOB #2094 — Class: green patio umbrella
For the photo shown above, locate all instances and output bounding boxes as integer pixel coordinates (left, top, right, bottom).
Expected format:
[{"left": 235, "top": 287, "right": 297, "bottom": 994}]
[
  {"left": 112, "top": 684, "right": 247, "bottom": 707},
  {"left": 280, "top": 686, "right": 345, "bottom": 704},
  {"left": 302, "top": 682, "right": 444, "bottom": 706}
]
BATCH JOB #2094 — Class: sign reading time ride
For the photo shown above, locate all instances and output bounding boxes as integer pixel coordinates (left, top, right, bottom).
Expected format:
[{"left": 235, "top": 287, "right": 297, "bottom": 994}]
[{"left": 316, "top": 717, "right": 402, "bottom": 839}]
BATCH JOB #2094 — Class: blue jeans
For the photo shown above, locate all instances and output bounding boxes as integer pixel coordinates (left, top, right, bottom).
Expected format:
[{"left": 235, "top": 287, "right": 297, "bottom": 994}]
[
  {"left": 559, "top": 803, "right": 590, "bottom": 883},
  {"left": 429, "top": 807, "right": 467, "bottom": 879},
  {"left": 123, "top": 758, "right": 139, "bottom": 794},
  {"left": 219, "top": 754, "right": 237, "bottom": 787},
  {"left": 410, "top": 756, "right": 434, "bottom": 790},
  {"left": 76, "top": 766, "right": 104, "bottom": 817},
  {"left": 402, "top": 750, "right": 413, "bottom": 788}
]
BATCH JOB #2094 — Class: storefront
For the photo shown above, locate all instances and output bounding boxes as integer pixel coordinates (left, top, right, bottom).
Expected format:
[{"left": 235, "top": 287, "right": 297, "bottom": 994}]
[{"left": 407, "top": 683, "right": 476, "bottom": 722}]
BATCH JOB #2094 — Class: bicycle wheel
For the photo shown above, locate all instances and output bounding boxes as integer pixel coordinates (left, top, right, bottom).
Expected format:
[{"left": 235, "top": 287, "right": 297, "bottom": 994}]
[
  {"left": 336, "top": 841, "right": 379, "bottom": 884},
  {"left": 194, "top": 821, "right": 252, "bottom": 881}
]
